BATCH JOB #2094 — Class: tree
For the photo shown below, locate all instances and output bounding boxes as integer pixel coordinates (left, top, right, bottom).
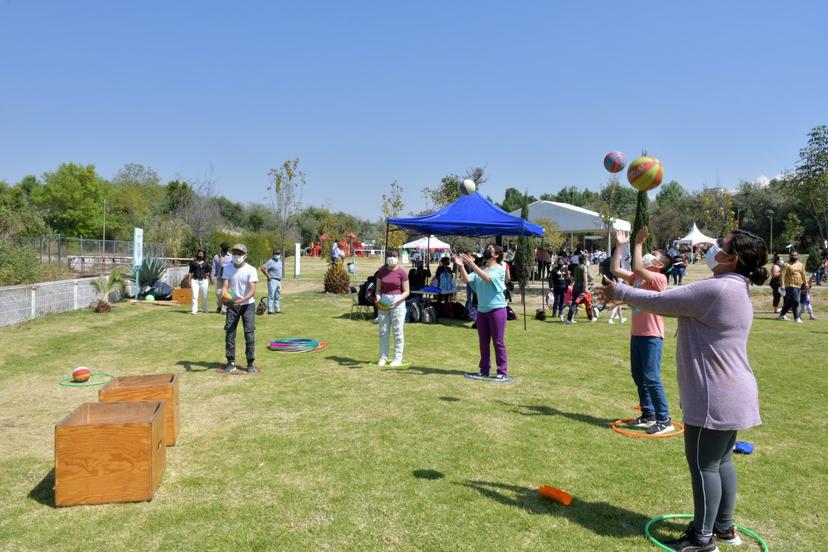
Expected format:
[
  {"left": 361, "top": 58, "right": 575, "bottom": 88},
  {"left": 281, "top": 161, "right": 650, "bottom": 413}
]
[
  {"left": 779, "top": 212, "right": 804, "bottom": 250},
  {"left": 268, "top": 158, "right": 305, "bottom": 258},
  {"left": 501, "top": 187, "right": 537, "bottom": 213},
  {"left": 175, "top": 173, "right": 221, "bottom": 249},
  {"left": 381, "top": 180, "right": 405, "bottom": 248},
  {"left": 512, "top": 191, "right": 535, "bottom": 330},
  {"left": 535, "top": 219, "right": 565, "bottom": 252},
  {"left": 0, "top": 180, "right": 46, "bottom": 238},
  {"left": 655, "top": 180, "right": 687, "bottom": 208},
  {"left": 421, "top": 167, "right": 487, "bottom": 209},
  {"left": 782, "top": 125, "right": 828, "bottom": 241},
  {"left": 33, "top": 163, "right": 106, "bottom": 237},
  {"left": 165, "top": 180, "right": 195, "bottom": 213},
  {"left": 701, "top": 187, "right": 738, "bottom": 239}
]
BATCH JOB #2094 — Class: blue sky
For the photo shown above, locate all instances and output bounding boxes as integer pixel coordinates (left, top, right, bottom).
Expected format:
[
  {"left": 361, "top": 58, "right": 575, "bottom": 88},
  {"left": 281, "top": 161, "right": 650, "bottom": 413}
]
[{"left": 2, "top": 1, "right": 826, "bottom": 219}]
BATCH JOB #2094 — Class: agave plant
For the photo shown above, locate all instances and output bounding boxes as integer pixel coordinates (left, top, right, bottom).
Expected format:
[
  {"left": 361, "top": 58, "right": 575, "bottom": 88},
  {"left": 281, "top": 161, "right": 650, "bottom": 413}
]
[
  {"left": 324, "top": 259, "right": 351, "bottom": 294},
  {"left": 91, "top": 269, "right": 125, "bottom": 312},
  {"left": 125, "top": 257, "right": 168, "bottom": 290}
]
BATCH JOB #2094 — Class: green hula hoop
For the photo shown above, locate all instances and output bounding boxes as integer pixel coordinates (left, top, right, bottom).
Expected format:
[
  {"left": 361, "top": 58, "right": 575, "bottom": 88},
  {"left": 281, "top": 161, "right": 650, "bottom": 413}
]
[
  {"left": 59, "top": 373, "right": 114, "bottom": 387},
  {"left": 644, "top": 514, "right": 768, "bottom": 551}
]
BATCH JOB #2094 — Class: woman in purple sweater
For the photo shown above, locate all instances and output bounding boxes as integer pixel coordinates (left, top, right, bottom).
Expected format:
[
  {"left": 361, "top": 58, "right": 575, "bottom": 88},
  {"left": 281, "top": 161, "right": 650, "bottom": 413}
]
[{"left": 599, "top": 229, "right": 768, "bottom": 552}]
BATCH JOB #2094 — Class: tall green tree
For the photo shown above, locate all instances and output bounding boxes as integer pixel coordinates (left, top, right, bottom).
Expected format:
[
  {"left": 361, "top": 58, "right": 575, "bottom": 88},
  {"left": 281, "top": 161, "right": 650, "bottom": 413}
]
[
  {"left": 33, "top": 163, "right": 106, "bottom": 237},
  {"left": 422, "top": 167, "right": 487, "bottom": 209},
  {"left": 501, "top": 187, "right": 537, "bottom": 213},
  {"left": 381, "top": 180, "right": 405, "bottom": 248},
  {"left": 779, "top": 212, "right": 804, "bottom": 250},
  {"left": 782, "top": 125, "right": 828, "bottom": 241}
]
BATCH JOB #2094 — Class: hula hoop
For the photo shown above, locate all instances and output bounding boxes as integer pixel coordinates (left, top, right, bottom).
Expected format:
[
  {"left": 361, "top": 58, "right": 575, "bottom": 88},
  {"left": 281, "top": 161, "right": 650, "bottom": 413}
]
[
  {"left": 368, "top": 360, "right": 411, "bottom": 367},
  {"left": 59, "top": 373, "right": 114, "bottom": 387},
  {"left": 612, "top": 417, "right": 684, "bottom": 438},
  {"left": 644, "top": 514, "right": 768, "bottom": 551},
  {"left": 272, "top": 343, "right": 328, "bottom": 353}
]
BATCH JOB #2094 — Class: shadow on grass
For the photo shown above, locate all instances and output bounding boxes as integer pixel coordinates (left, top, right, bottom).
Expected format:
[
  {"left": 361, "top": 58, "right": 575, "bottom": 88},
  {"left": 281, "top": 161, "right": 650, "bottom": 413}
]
[
  {"left": 462, "top": 481, "right": 650, "bottom": 537},
  {"left": 498, "top": 401, "right": 612, "bottom": 429},
  {"left": 325, "top": 355, "right": 363, "bottom": 368},
  {"left": 331, "top": 313, "right": 374, "bottom": 321},
  {"left": 176, "top": 360, "right": 225, "bottom": 373},
  {"left": 413, "top": 469, "right": 445, "bottom": 480},
  {"left": 439, "top": 396, "right": 461, "bottom": 402},
  {"left": 28, "top": 469, "right": 56, "bottom": 508},
  {"left": 382, "top": 366, "right": 467, "bottom": 376}
]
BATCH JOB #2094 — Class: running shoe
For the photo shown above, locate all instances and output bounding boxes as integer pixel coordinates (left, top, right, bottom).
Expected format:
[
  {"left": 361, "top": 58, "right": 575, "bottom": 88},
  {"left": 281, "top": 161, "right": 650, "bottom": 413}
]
[
  {"left": 663, "top": 524, "right": 718, "bottom": 552},
  {"left": 627, "top": 415, "right": 656, "bottom": 428},
  {"left": 377, "top": 358, "right": 387, "bottom": 366},
  {"left": 646, "top": 419, "right": 676, "bottom": 435},
  {"left": 713, "top": 526, "right": 742, "bottom": 546},
  {"left": 219, "top": 362, "right": 237, "bottom": 374}
]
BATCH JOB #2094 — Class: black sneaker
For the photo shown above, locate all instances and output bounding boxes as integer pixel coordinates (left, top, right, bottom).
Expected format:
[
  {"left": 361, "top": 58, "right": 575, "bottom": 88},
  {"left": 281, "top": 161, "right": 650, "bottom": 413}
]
[
  {"left": 219, "top": 362, "right": 237, "bottom": 374},
  {"left": 243, "top": 364, "right": 258, "bottom": 374},
  {"left": 713, "top": 526, "right": 742, "bottom": 546},
  {"left": 627, "top": 415, "right": 656, "bottom": 428},
  {"left": 492, "top": 374, "right": 509, "bottom": 381},
  {"left": 216, "top": 306, "right": 222, "bottom": 314},
  {"left": 646, "top": 419, "right": 676, "bottom": 435},
  {"left": 663, "top": 524, "right": 718, "bottom": 552},
  {"left": 464, "top": 371, "right": 488, "bottom": 378}
]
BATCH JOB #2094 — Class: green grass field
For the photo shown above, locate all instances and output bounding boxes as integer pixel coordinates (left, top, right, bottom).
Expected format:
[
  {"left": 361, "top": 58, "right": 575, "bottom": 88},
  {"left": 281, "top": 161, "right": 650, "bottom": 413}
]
[{"left": 1, "top": 258, "right": 826, "bottom": 551}]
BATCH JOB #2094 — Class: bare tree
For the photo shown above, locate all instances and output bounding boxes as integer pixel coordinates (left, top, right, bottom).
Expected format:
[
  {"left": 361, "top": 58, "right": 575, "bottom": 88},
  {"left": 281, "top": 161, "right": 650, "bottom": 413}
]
[
  {"left": 175, "top": 168, "right": 221, "bottom": 249},
  {"left": 268, "top": 158, "right": 305, "bottom": 257}
]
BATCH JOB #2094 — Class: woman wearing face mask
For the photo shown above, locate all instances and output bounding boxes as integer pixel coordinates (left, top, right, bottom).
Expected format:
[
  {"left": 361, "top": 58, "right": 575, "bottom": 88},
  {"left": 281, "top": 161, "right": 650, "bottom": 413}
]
[
  {"left": 189, "top": 248, "right": 212, "bottom": 314},
  {"left": 454, "top": 244, "right": 510, "bottom": 381},
  {"left": 375, "top": 249, "right": 410, "bottom": 366},
  {"left": 598, "top": 229, "right": 769, "bottom": 552}
]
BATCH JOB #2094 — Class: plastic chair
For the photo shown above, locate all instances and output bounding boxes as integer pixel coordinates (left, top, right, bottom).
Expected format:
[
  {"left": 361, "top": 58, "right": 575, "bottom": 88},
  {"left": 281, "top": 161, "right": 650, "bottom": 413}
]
[{"left": 350, "top": 290, "right": 372, "bottom": 320}]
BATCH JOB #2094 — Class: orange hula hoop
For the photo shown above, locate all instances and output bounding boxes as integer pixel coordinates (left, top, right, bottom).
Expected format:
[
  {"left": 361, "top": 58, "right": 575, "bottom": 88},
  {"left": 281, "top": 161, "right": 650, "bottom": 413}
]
[{"left": 611, "top": 417, "right": 685, "bottom": 438}]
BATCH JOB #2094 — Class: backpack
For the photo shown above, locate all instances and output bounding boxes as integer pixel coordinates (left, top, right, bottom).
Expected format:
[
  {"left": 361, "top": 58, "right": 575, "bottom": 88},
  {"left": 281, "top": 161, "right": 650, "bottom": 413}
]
[
  {"left": 451, "top": 301, "right": 467, "bottom": 320},
  {"left": 421, "top": 305, "right": 438, "bottom": 324},
  {"left": 406, "top": 301, "right": 422, "bottom": 323},
  {"left": 256, "top": 297, "right": 267, "bottom": 315},
  {"left": 506, "top": 306, "right": 518, "bottom": 320},
  {"left": 534, "top": 308, "right": 546, "bottom": 321}
]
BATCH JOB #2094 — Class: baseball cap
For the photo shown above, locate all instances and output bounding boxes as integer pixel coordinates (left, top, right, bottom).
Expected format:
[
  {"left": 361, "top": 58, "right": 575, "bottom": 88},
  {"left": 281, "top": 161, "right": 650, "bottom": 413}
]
[{"left": 232, "top": 243, "right": 248, "bottom": 254}]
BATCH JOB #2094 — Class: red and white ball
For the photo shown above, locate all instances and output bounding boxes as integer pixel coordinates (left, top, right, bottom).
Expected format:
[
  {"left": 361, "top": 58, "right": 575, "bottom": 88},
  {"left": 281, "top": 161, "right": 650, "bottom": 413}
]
[{"left": 72, "top": 366, "right": 92, "bottom": 383}]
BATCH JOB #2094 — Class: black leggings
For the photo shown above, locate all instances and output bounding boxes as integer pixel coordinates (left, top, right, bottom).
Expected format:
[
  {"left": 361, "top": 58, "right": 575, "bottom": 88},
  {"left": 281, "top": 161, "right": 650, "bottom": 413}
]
[
  {"left": 551, "top": 287, "right": 566, "bottom": 315},
  {"left": 770, "top": 277, "right": 781, "bottom": 308},
  {"left": 683, "top": 425, "right": 738, "bottom": 537}
]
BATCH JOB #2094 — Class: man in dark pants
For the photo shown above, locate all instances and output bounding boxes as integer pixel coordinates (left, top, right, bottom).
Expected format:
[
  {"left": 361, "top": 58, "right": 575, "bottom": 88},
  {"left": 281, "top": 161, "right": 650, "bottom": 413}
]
[{"left": 220, "top": 244, "right": 259, "bottom": 374}]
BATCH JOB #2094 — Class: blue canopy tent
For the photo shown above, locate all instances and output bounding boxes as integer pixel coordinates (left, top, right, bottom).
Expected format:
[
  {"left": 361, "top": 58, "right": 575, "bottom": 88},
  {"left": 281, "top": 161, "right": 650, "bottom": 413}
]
[{"left": 387, "top": 192, "right": 544, "bottom": 329}]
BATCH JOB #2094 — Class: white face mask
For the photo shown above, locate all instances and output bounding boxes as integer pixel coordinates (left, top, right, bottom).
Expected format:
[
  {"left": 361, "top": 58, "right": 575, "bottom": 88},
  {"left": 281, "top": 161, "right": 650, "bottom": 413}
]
[
  {"left": 386, "top": 256, "right": 398, "bottom": 267},
  {"left": 705, "top": 246, "right": 721, "bottom": 271},
  {"left": 232, "top": 254, "right": 246, "bottom": 265},
  {"left": 642, "top": 253, "right": 656, "bottom": 268}
]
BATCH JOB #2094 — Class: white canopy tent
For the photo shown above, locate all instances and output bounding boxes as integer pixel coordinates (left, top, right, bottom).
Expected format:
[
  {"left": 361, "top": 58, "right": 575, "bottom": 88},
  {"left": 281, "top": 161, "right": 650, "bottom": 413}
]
[
  {"left": 675, "top": 223, "right": 717, "bottom": 247},
  {"left": 510, "top": 200, "right": 631, "bottom": 250},
  {"left": 402, "top": 235, "right": 452, "bottom": 250}
]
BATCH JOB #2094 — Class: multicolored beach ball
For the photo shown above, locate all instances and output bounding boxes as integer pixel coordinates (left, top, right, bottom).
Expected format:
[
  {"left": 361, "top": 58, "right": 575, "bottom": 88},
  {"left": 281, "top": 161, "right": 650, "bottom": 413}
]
[
  {"left": 627, "top": 155, "right": 664, "bottom": 192},
  {"left": 603, "top": 151, "right": 627, "bottom": 173},
  {"left": 72, "top": 366, "right": 92, "bottom": 383}
]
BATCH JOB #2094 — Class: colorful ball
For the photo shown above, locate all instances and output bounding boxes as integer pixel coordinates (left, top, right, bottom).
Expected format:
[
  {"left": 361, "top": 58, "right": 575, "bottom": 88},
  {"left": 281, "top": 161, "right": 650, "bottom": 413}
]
[
  {"left": 144, "top": 294, "right": 155, "bottom": 302},
  {"left": 377, "top": 296, "right": 394, "bottom": 311},
  {"left": 603, "top": 151, "right": 627, "bottom": 173},
  {"left": 627, "top": 155, "right": 664, "bottom": 192},
  {"left": 461, "top": 179, "right": 476, "bottom": 195},
  {"left": 222, "top": 290, "right": 238, "bottom": 304},
  {"left": 72, "top": 366, "right": 92, "bottom": 383}
]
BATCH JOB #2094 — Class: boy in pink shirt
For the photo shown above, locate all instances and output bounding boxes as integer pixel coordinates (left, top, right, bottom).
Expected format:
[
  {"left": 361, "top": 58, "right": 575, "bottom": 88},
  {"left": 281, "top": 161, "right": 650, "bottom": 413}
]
[{"left": 611, "top": 226, "right": 674, "bottom": 435}]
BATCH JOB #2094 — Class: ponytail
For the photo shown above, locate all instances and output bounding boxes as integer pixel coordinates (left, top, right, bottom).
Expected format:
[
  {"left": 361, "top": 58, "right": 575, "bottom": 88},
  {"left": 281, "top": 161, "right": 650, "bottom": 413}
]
[{"left": 728, "top": 229, "right": 769, "bottom": 285}]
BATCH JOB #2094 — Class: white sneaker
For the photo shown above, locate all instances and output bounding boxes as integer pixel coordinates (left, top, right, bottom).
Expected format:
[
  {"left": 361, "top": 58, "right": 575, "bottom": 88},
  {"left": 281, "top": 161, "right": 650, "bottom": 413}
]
[
  {"left": 372, "top": 317, "right": 380, "bottom": 324},
  {"left": 608, "top": 318, "right": 615, "bottom": 324},
  {"left": 777, "top": 315, "right": 788, "bottom": 321},
  {"left": 377, "top": 358, "right": 387, "bottom": 366},
  {"left": 795, "top": 318, "right": 804, "bottom": 324},
  {"left": 566, "top": 320, "right": 575, "bottom": 325},
  {"left": 559, "top": 314, "right": 565, "bottom": 322},
  {"left": 590, "top": 317, "right": 598, "bottom": 323},
  {"left": 621, "top": 317, "right": 627, "bottom": 323},
  {"left": 389, "top": 359, "right": 403, "bottom": 367}
]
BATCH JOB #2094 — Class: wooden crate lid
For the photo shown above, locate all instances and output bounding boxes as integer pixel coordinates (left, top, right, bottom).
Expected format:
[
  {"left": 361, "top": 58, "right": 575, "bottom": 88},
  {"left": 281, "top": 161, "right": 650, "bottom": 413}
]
[
  {"left": 56, "top": 401, "right": 165, "bottom": 428},
  {"left": 101, "top": 374, "right": 176, "bottom": 391}
]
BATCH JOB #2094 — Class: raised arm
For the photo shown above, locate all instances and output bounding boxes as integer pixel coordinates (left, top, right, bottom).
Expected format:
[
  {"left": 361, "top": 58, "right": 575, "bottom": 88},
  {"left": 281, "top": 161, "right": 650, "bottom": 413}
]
[
  {"left": 611, "top": 229, "right": 634, "bottom": 281},
  {"left": 632, "top": 226, "right": 655, "bottom": 284},
  {"left": 613, "top": 278, "right": 721, "bottom": 319}
]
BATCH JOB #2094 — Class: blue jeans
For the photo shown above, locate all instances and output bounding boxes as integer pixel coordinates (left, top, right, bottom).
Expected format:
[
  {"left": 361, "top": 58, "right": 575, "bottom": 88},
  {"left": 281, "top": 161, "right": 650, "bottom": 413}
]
[
  {"left": 267, "top": 279, "right": 282, "bottom": 313},
  {"left": 630, "top": 336, "right": 670, "bottom": 422}
]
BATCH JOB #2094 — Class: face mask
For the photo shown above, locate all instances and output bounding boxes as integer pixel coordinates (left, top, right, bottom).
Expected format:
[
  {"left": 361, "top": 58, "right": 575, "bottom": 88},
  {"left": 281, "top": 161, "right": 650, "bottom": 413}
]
[
  {"left": 705, "top": 246, "right": 721, "bottom": 271},
  {"left": 642, "top": 253, "right": 655, "bottom": 268},
  {"left": 233, "top": 254, "right": 246, "bottom": 265},
  {"left": 197, "top": 255, "right": 204, "bottom": 260},
  {"left": 386, "top": 257, "right": 398, "bottom": 267},
  {"left": 483, "top": 250, "right": 493, "bottom": 260}
]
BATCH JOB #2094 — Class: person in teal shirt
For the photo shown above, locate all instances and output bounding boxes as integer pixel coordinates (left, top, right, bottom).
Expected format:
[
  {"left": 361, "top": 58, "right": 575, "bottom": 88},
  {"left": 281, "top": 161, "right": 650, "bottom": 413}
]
[{"left": 454, "top": 244, "right": 509, "bottom": 380}]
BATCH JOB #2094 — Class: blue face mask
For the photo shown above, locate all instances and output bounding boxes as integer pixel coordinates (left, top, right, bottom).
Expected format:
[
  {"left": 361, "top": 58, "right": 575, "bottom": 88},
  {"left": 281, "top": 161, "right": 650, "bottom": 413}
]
[{"left": 705, "top": 245, "right": 722, "bottom": 271}]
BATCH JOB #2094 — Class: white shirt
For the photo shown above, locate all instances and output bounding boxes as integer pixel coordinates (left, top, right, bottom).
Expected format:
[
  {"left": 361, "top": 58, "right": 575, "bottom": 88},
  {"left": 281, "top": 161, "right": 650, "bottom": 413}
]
[{"left": 222, "top": 262, "right": 259, "bottom": 305}]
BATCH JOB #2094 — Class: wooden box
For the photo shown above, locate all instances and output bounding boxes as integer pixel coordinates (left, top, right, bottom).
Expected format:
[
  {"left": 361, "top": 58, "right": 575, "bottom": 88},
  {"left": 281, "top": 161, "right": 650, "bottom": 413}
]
[
  {"left": 172, "top": 287, "right": 192, "bottom": 305},
  {"left": 99, "top": 374, "right": 180, "bottom": 446},
  {"left": 55, "top": 401, "right": 166, "bottom": 507}
]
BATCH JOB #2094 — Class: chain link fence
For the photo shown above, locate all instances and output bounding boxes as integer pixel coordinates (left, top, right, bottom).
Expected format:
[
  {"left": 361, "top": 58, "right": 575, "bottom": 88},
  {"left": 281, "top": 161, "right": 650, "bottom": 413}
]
[
  {"left": 14, "top": 236, "right": 168, "bottom": 264},
  {"left": 0, "top": 266, "right": 188, "bottom": 327}
]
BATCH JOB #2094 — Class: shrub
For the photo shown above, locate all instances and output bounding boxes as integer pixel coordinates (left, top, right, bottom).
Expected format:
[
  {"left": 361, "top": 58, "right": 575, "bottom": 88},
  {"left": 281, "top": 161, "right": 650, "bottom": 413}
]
[
  {"left": 324, "top": 259, "right": 350, "bottom": 294},
  {"left": 0, "top": 241, "right": 40, "bottom": 286},
  {"left": 804, "top": 245, "right": 824, "bottom": 273},
  {"left": 124, "top": 257, "right": 167, "bottom": 294}
]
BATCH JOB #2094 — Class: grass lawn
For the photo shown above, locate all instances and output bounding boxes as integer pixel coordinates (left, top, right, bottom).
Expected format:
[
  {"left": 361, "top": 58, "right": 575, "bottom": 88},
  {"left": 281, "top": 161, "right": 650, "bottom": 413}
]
[{"left": 0, "top": 257, "right": 826, "bottom": 551}]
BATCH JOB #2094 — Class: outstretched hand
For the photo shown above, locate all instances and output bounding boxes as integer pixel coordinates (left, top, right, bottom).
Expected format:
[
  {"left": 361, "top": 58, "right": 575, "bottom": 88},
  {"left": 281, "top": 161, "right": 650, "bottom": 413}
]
[
  {"left": 635, "top": 226, "right": 649, "bottom": 245},
  {"left": 615, "top": 229, "right": 630, "bottom": 245},
  {"left": 595, "top": 275, "right": 617, "bottom": 304}
]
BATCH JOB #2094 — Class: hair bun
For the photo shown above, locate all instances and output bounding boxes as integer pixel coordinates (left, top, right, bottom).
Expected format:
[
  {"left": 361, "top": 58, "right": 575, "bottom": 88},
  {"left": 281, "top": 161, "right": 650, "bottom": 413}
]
[{"left": 750, "top": 266, "right": 769, "bottom": 286}]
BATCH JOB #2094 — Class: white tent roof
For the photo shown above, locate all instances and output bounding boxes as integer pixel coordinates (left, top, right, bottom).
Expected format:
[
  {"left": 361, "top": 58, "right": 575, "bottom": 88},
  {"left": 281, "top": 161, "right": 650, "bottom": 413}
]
[
  {"left": 510, "top": 201, "right": 631, "bottom": 233},
  {"left": 676, "top": 223, "right": 717, "bottom": 246},
  {"left": 402, "top": 235, "right": 451, "bottom": 250}
]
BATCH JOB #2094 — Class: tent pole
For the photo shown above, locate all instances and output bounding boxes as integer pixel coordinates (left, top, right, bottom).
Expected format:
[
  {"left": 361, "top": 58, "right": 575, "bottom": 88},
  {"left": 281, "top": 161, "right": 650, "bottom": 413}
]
[
  {"left": 384, "top": 222, "right": 389, "bottom": 260},
  {"left": 522, "top": 232, "right": 527, "bottom": 331},
  {"left": 540, "top": 236, "right": 546, "bottom": 315}
]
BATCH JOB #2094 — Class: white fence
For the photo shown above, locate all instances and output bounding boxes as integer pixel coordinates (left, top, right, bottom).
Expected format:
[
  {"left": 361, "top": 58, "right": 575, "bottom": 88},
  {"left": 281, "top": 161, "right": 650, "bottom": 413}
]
[{"left": 0, "top": 267, "right": 188, "bottom": 328}]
